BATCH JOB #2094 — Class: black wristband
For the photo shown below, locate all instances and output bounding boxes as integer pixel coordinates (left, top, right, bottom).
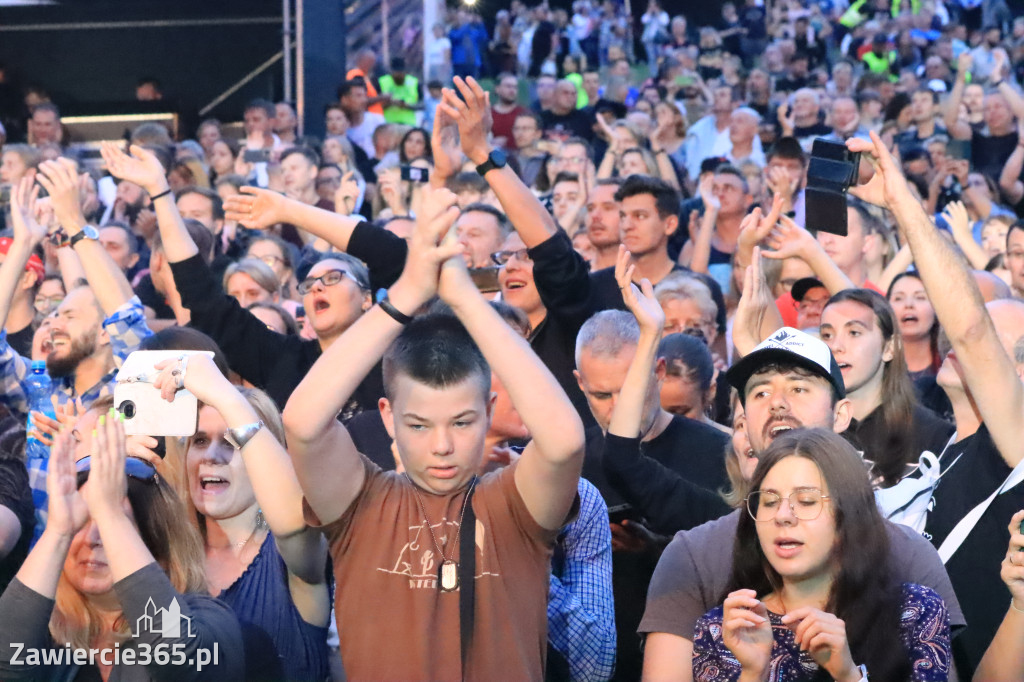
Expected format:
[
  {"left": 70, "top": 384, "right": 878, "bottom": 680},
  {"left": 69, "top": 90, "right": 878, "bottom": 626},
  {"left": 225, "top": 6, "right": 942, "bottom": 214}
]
[
  {"left": 149, "top": 188, "right": 173, "bottom": 202},
  {"left": 379, "top": 298, "right": 413, "bottom": 325}
]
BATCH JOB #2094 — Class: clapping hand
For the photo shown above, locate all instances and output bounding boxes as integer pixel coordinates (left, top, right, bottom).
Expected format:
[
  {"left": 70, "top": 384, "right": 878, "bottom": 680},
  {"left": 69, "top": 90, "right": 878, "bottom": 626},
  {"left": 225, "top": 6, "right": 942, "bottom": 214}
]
[
  {"left": 440, "top": 77, "right": 495, "bottom": 167},
  {"left": 615, "top": 245, "right": 664, "bottom": 335},
  {"left": 36, "top": 159, "right": 88, "bottom": 234},
  {"left": 721, "top": 589, "right": 773, "bottom": 675},
  {"left": 763, "top": 214, "right": 817, "bottom": 261},
  {"left": 8, "top": 176, "right": 47, "bottom": 246},
  {"left": 44, "top": 428, "right": 88, "bottom": 539},
  {"left": 431, "top": 96, "right": 464, "bottom": 185},
  {"left": 733, "top": 246, "right": 778, "bottom": 357},
  {"left": 394, "top": 185, "right": 465, "bottom": 306},
  {"left": 80, "top": 409, "right": 130, "bottom": 524}
]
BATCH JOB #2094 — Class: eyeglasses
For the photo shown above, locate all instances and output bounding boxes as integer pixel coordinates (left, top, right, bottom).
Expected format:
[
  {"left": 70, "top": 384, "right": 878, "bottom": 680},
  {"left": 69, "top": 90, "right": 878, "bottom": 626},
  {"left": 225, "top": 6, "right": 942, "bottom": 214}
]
[
  {"left": 745, "top": 489, "right": 831, "bottom": 523},
  {"left": 75, "top": 456, "right": 158, "bottom": 482},
  {"left": 297, "top": 268, "right": 363, "bottom": 295},
  {"left": 558, "top": 156, "right": 587, "bottom": 166},
  {"left": 316, "top": 177, "right": 342, "bottom": 187},
  {"left": 491, "top": 249, "right": 531, "bottom": 266},
  {"left": 254, "top": 254, "right": 285, "bottom": 268},
  {"left": 34, "top": 295, "right": 64, "bottom": 310}
]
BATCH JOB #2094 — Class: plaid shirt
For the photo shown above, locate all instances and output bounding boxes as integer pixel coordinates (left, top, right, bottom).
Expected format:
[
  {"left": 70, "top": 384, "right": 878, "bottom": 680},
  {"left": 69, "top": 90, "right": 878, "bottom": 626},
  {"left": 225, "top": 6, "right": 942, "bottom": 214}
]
[
  {"left": 0, "top": 296, "right": 152, "bottom": 543},
  {"left": 548, "top": 478, "right": 616, "bottom": 682}
]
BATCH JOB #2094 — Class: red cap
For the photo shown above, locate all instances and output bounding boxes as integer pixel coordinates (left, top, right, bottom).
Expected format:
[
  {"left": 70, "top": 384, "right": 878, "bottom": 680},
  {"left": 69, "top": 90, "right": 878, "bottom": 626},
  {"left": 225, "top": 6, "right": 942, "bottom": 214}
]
[{"left": 0, "top": 238, "right": 45, "bottom": 280}]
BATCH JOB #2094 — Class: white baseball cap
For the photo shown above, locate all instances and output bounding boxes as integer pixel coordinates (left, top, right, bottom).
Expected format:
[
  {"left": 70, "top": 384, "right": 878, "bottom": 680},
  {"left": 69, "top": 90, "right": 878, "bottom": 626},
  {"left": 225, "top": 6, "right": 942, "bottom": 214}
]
[{"left": 727, "top": 327, "right": 846, "bottom": 401}]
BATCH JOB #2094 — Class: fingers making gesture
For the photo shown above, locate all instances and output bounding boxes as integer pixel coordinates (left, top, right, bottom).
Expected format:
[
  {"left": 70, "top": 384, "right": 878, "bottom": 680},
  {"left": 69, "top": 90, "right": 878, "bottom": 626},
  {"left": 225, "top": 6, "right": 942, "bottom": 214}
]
[
  {"left": 614, "top": 245, "right": 664, "bottom": 336},
  {"left": 437, "top": 76, "right": 494, "bottom": 167}
]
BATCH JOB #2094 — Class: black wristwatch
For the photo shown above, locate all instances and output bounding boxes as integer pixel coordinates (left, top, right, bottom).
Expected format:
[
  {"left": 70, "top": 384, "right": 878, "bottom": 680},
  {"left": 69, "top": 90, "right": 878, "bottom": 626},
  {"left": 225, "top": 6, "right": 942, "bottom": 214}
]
[
  {"left": 475, "top": 149, "right": 507, "bottom": 176},
  {"left": 69, "top": 225, "right": 99, "bottom": 249}
]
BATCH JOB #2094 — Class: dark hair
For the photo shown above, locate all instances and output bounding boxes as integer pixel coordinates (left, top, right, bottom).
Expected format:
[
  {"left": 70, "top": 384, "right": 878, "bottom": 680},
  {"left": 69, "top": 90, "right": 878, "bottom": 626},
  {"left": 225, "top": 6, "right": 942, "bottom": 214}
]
[
  {"left": 1007, "top": 220, "right": 1024, "bottom": 251},
  {"left": 462, "top": 202, "right": 511, "bottom": 238},
  {"left": 823, "top": 288, "right": 916, "bottom": 486},
  {"left": 614, "top": 174, "right": 680, "bottom": 219},
  {"left": 152, "top": 218, "right": 214, "bottom": 265},
  {"left": 594, "top": 177, "right": 624, "bottom": 190},
  {"left": 245, "top": 98, "right": 276, "bottom": 119},
  {"left": 766, "top": 137, "right": 806, "bottom": 167},
  {"left": 447, "top": 171, "right": 489, "bottom": 195},
  {"left": 726, "top": 428, "right": 909, "bottom": 680},
  {"left": 31, "top": 102, "right": 60, "bottom": 118},
  {"left": 176, "top": 186, "right": 224, "bottom": 221},
  {"left": 489, "top": 300, "right": 530, "bottom": 337},
  {"left": 658, "top": 333, "right": 715, "bottom": 392},
  {"left": 138, "top": 327, "right": 230, "bottom": 377},
  {"left": 248, "top": 301, "right": 299, "bottom": 336},
  {"left": 887, "top": 270, "right": 940, "bottom": 373},
  {"left": 713, "top": 164, "right": 749, "bottom": 193},
  {"left": 399, "top": 127, "right": 433, "bottom": 164},
  {"left": 553, "top": 171, "right": 580, "bottom": 186},
  {"left": 382, "top": 313, "right": 491, "bottom": 401},
  {"left": 742, "top": 361, "right": 841, "bottom": 407},
  {"left": 883, "top": 92, "right": 912, "bottom": 123},
  {"left": 515, "top": 110, "right": 543, "bottom": 130},
  {"left": 337, "top": 79, "right": 368, "bottom": 100},
  {"left": 914, "top": 86, "right": 939, "bottom": 105},
  {"left": 98, "top": 222, "right": 139, "bottom": 257},
  {"left": 280, "top": 146, "right": 321, "bottom": 168}
]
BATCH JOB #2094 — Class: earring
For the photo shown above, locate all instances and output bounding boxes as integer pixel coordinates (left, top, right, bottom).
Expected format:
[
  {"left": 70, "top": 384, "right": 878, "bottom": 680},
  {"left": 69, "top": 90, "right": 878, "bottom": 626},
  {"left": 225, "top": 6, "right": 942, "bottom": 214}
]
[{"left": 254, "top": 508, "right": 267, "bottom": 530}]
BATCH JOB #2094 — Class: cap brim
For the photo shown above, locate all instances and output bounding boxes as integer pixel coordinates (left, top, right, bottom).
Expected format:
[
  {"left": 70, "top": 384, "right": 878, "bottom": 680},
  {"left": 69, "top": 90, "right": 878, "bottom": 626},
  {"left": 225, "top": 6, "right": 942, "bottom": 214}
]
[{"left": 726, "top": 347, "right": 845, "bottom": 400}]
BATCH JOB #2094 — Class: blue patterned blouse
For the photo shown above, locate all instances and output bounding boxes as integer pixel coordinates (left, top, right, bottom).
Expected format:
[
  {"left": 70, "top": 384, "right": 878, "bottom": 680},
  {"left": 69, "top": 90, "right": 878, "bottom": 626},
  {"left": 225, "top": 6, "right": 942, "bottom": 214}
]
[{"left": 693, "top": 583, "right": 950, "bottom": 681}]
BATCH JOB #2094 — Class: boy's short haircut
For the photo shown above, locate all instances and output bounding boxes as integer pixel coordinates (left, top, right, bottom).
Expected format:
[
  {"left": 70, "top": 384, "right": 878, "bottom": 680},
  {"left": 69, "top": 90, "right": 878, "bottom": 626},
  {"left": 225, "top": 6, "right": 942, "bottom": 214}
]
[
  {"left": 613, "top": 175, "right": 680, "bottom": 219},
  {"left": 382, "top": 313, "right": 491, "bottom": 402},
  {"left": 462, "top": 203, "right": 511, "bottom": 238},
  {"left": 447, "top": 171, "right": 490, "bottom": 195},
  {"left": 280, "top": 146, "right": 321, "bottom": 168}
]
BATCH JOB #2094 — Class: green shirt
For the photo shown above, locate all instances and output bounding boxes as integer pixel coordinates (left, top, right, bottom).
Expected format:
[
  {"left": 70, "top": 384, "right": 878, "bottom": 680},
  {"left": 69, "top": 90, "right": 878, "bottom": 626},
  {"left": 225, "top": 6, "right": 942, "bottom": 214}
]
[{"left": 380, "top": 74, "right": 420, "bottom": 125}]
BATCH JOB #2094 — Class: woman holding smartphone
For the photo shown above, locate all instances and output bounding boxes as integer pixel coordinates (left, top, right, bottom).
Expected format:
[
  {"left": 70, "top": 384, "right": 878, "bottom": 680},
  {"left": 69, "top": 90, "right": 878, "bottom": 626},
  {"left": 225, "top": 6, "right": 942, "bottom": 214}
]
[{"left": 692, "top": 428, "right": 951, "bottom": 681}]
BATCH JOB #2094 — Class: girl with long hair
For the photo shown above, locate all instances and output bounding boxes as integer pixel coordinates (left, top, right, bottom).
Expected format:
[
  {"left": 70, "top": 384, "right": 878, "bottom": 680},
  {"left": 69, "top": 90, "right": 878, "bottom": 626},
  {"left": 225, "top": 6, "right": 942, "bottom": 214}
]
[
  {"left": 818, "top": 288, "right": 952, "bottom": 487},
  {"left": 887, "top": 272, "right": 941, "bottom": 380},
  {"left": 151, "top": 353, "right": 331, "bottom": 682},
  {"left": 693, "top": 428, "right": 951, "bottom": 681},
  {"left": 0, "top": 405, "right": 244, "bottom": 680}
]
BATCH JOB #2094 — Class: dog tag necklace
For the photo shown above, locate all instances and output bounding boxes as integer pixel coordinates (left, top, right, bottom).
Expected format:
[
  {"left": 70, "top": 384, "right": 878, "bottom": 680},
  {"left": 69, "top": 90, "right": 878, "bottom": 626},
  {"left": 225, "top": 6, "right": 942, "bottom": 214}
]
[{"left": 407, "top": 474, "right": 478, "bottom": 592}]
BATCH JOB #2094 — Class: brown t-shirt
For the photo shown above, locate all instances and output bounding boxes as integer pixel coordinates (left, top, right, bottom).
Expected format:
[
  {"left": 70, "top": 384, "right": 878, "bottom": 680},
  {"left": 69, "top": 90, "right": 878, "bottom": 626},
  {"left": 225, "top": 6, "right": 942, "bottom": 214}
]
[{"left": 306, "top": 457, "right": 557, "bottom": 681}]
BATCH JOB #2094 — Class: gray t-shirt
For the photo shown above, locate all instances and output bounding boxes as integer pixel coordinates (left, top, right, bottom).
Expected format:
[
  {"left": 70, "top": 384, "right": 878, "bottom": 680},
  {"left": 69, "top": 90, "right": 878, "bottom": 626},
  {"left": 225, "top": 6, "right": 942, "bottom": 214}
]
[{"left": 639, "top": 510, "right": 966, "bottom": 639}]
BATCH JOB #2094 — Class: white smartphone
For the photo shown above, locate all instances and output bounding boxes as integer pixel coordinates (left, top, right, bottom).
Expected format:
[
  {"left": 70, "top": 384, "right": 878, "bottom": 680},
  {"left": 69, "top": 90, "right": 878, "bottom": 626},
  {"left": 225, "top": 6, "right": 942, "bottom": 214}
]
[{"left": 114, "top": 350, "right": 215, "bottom": 437}]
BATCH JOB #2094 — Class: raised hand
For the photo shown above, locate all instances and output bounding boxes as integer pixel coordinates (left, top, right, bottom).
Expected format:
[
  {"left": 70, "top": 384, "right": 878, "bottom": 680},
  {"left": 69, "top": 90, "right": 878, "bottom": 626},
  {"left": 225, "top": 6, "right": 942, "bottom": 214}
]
[
  {"left": 153, "top": 352, "right": 228, "bottom": 406},
  {"left": 734, "top": 247, "right": 778, "bottom": 356},
  {"left": 8, "top": 176, "right": 46, "bottom": 246},
  {"left": 99, "top": 142, "right": 168, "bottom": 196},
  {"left": 698, "top": 174, "right": 720, "bottom": 211},
  {"left": 766, "top": 165, "right": 798, "bottom": 202},
  {"left": 1003, "top": 510, "right": 1024, "bottom": 610},
  {"left": 431, "top": 98, "right": 464, "bottom": 185},
  {"left": 44, "top": 429, "right": 89, "bottom": 539},
  {"left": 781, "top": 607, "right": 858, "bottom": 681},
  {"left": 942, "top": 200, "right": 971, "bottom": 238},
  {"left": 739, "top": 194, "right": 785, "bottom": 254},
  {"left": 35, "top": 159, "right": 88, "bottom": 233},
  {"left": 81, "top": 409, "right": 129, "bottom": 523},
  {"left": 957, "top": 51, "right": 973, "bottom": 79},
  {"left": 224, "top": 186, "right": 289, "bottom": 230},
  {"left": 846, "top": 130, "right": 916, "bottom": 213},
  {"left": 615, "top": 245, "right": 664, "bottom": 335},
  {"left": 721, "top": 589, "right": 773, "bottom": 676},
  {"left": 334, "top": 170, "right": 360, "bottom": 216},
  {"left": 763, "top": 214, "right": 817, "bottom": 261},
  {"left": 441, "top": 76, "right": 494, "bottom": 166},
  {"left": 393, "top": 185, "right": 465, "bottom": 307}
]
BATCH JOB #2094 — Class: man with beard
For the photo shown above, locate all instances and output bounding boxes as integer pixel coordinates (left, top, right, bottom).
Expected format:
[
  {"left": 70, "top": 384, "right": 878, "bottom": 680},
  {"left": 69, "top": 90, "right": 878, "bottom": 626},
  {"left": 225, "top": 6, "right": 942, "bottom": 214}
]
[
  {"left": 584, "top": 179, "right": 622, "bottom": 271},
  {"left": 489, "top": 73, "right": 526, "bottom": 151},
  {"left": 0, "top": 159, "right": 151, "bottom": 537}
]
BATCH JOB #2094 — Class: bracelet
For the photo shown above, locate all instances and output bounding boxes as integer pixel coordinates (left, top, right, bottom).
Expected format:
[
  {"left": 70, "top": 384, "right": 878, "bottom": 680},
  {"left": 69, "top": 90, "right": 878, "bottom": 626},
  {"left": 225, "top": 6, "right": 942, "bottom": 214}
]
[
  {"left": 379, "top": 298, "right": 413, "bottom": 325},
  {"left": 149, "top": 188, "right": 173, "bottom": 202},
  {"left": 225, "top": 420, "right": 264, "bottom": 450},
  {"left": 1012, "top": 598, "right": 1024, "bottom": 614}
]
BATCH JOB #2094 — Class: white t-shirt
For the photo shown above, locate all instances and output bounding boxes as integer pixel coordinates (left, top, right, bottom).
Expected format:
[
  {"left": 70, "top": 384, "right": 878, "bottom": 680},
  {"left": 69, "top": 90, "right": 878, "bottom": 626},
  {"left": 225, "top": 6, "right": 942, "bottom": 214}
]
[
  {"left": 426, "top": 36, "right": 451, "bottom": 68},
  {"left": 347, "top": 112, "right": 387, "bottom": 159}
]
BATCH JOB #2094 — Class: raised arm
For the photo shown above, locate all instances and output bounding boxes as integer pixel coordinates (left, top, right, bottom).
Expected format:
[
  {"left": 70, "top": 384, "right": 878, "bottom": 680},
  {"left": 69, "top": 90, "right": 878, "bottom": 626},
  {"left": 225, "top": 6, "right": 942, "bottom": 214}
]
[
  {"left": 944, "top": 200, "right": 989, "bottom": 270},
  {"left": 438, "top": 245, "right": 585, "bottom": 529},
  {"left": 762, "top": 215, "right": 855, "bottom": 294},
  {"left": 0, "top": 179, "right": 46, "bottom": 334},
  {"left": 443, "top": 77, "right": 560, "bottom": 247},
  {"left": 848, "top": 131, "right": 1024, "bottom": 468},
  {"left": 155, "top": 355, "right": 329, "bottom": 624},
  {"left": 37, "top": 159, "right": 135, "bottom": 315},
  {"left": 944, "top": 54, "right": 973, "bottom": 140},
  {"left": 685, "top": 176, "right": 719, "bottom": 273},
  {"left": 282, "top": 187, "right": 464, "bottom": 526},
  {"left": 999, "top": 122, "right": 1024, "bottom": 205},
  {"left": 733, "top": 247, "right": 785, "bottom": 357}
]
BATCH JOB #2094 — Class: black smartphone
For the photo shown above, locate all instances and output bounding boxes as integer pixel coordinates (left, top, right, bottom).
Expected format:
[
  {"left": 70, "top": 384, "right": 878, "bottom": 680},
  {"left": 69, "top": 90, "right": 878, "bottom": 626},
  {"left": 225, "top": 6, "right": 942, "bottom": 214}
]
[
  {"left": 0, "top": 185, "right": 9, "bottom": 204},
  {"left": 243, "top": 148, "right": 271, "bottom": 163},
  {"left": 608, "top": 503, "right": 640, "bottom": 525},
  {"left": 947, "top": 139, "right": 971, "bottom": 162},
  {"left": 401, "top": 165, "right": 429, "bottom": 183}
]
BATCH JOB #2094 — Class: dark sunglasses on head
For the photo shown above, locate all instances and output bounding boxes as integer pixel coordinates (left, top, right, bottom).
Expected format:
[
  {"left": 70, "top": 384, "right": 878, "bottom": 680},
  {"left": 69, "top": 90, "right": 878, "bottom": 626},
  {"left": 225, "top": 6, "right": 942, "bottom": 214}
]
[{"left": 75, "top": 456, "right": 158, "bottom": 482}]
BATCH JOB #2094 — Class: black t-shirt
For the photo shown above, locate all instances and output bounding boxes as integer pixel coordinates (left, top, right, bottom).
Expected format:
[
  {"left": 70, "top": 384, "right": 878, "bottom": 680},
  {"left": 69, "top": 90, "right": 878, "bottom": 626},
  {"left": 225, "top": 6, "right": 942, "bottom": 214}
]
[
  {"left": 541, "top": 109, "right": 595, "bottom": 143},
  {"left": 845, "top": 402, "right": 954, "bottom": 483},
  {"left": 924, "top": 423, "right": 1024, "bottom": 676},
  {"left": 6, "top": 322, "right": 34, "bottom": 359},
  {"left": 971, "top": 128, "right": 1018, "bottom": 183},
  {"left": 740, "top": 5, "right": 766, "bottom": 41},
  {"left": 0, "top": 457, "right": 33, "bottom": 596}
]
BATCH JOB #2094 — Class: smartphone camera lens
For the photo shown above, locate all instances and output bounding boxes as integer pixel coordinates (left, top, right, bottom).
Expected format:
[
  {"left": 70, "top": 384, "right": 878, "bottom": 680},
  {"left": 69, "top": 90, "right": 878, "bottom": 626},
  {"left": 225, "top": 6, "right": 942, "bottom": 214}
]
[{"left": 118, "top": 400, "right": 136, "bottom": 420}]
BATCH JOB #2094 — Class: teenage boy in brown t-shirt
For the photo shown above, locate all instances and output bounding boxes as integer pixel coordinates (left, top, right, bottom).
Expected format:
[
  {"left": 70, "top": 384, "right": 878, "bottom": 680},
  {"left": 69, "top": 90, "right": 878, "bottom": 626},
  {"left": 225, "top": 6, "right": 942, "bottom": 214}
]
[{"left": 282, "top": 173, "right": 586, "bottom": 679}]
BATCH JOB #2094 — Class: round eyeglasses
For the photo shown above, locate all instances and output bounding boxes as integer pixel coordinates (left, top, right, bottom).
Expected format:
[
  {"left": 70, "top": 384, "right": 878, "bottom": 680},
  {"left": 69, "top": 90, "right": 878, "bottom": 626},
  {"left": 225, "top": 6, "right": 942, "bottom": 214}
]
[{"left": 745, "top": 489, "right": 831, "bottom": 523}]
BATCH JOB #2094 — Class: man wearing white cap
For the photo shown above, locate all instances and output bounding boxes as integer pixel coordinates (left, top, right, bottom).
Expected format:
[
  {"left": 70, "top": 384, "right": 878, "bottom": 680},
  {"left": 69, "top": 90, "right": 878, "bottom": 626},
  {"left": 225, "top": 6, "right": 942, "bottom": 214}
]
[{"left": 631, "top": 326, "right": 965, "bottom": 681}]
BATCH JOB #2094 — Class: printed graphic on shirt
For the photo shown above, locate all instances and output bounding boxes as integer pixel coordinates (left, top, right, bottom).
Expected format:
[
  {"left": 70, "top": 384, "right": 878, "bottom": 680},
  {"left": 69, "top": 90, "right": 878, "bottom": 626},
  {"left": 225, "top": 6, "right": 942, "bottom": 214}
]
[{"left": 377, "top": 518, "right": 499, "bottom": 589}]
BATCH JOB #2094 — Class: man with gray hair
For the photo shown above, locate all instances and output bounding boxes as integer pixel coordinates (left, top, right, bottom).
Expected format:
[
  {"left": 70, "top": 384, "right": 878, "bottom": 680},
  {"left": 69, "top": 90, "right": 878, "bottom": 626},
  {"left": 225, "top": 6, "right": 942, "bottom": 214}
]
[
  {"left": 715, "top": 106, "right": 764, "bottom": 167},
  {"left": 574, "top": 308, "right": 729, "bottom": 681},
  {"left": 778, "top": 87, "right": 831, "bottom": 151},
  {"left": 541, "top": 79, "right": 595, "bottom": 142}
]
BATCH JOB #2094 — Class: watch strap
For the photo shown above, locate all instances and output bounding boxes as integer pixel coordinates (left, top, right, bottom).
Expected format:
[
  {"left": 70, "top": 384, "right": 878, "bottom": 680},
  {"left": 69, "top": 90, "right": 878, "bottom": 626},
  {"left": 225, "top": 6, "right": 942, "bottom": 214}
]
[
  {"left": 475, "top": 150, "right": 506, "bottom": 176},
  {"left": 225, "top": 420, "right": 265, "bottom": 450},
  {"left": 69, "top": 226, "right": 97, "bottom": 249}
]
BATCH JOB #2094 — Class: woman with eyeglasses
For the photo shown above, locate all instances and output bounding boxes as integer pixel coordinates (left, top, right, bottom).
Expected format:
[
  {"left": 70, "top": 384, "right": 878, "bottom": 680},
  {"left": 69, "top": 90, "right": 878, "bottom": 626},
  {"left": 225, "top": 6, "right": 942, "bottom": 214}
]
[
  {"left": 0, "top": 406, "right": 245, "bottom": 680},
  {"left": 693, "top": 428, "right": 951, "bottom": 682},
  {"left": 150, "top": 353, "right": 332, "bottom": 682}
]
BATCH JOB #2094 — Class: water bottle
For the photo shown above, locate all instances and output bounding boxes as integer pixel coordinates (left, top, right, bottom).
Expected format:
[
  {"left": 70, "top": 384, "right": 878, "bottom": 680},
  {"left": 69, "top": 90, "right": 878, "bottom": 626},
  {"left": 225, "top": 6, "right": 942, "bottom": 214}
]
[{"left": 25, "top": 361, "right": 54, "bottom": 461}]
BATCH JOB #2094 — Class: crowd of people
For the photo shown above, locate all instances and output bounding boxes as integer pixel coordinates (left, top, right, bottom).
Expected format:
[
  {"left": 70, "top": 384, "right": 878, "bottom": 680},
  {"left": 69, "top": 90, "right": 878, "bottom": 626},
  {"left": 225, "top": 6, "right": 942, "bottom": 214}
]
[{"left": 0, "top": 0, "right": 1023, "bottom": 680}]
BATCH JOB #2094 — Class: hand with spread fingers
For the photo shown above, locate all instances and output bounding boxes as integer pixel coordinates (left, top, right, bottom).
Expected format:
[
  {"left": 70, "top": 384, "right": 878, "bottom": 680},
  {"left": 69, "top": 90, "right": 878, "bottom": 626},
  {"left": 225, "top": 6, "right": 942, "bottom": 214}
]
[
  {"left": 99, "top": 142, "right": 169, "bottom": 197},
  {"left": 439, "top": 76, "right": 494, "bottom": 166},
  {"left": 780, "top": 607, "right": 859, "bottom": 682},
  {"left": 615, "top": 245, "right": 664, "bottom": 336},
  {"left": 721, "top": 589, "right": 773, "bottom": 676},
  {"left": 81, "top": 410, "right": 131, "bottom": 524},
  {"left": 30, "top": 397, "right": 82, "bottom": 448},
  {"left": 223, "top": 186, "right": 288, "bottom": 230},
  {"left": 763, "top": 214, "right": 818, "bottom": 262},
  {"left": 9, "top": 176, "right": 46, "bottom": 247},
  {"left": 35, "top": 158, "right": 88, "bottom": 234}
]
